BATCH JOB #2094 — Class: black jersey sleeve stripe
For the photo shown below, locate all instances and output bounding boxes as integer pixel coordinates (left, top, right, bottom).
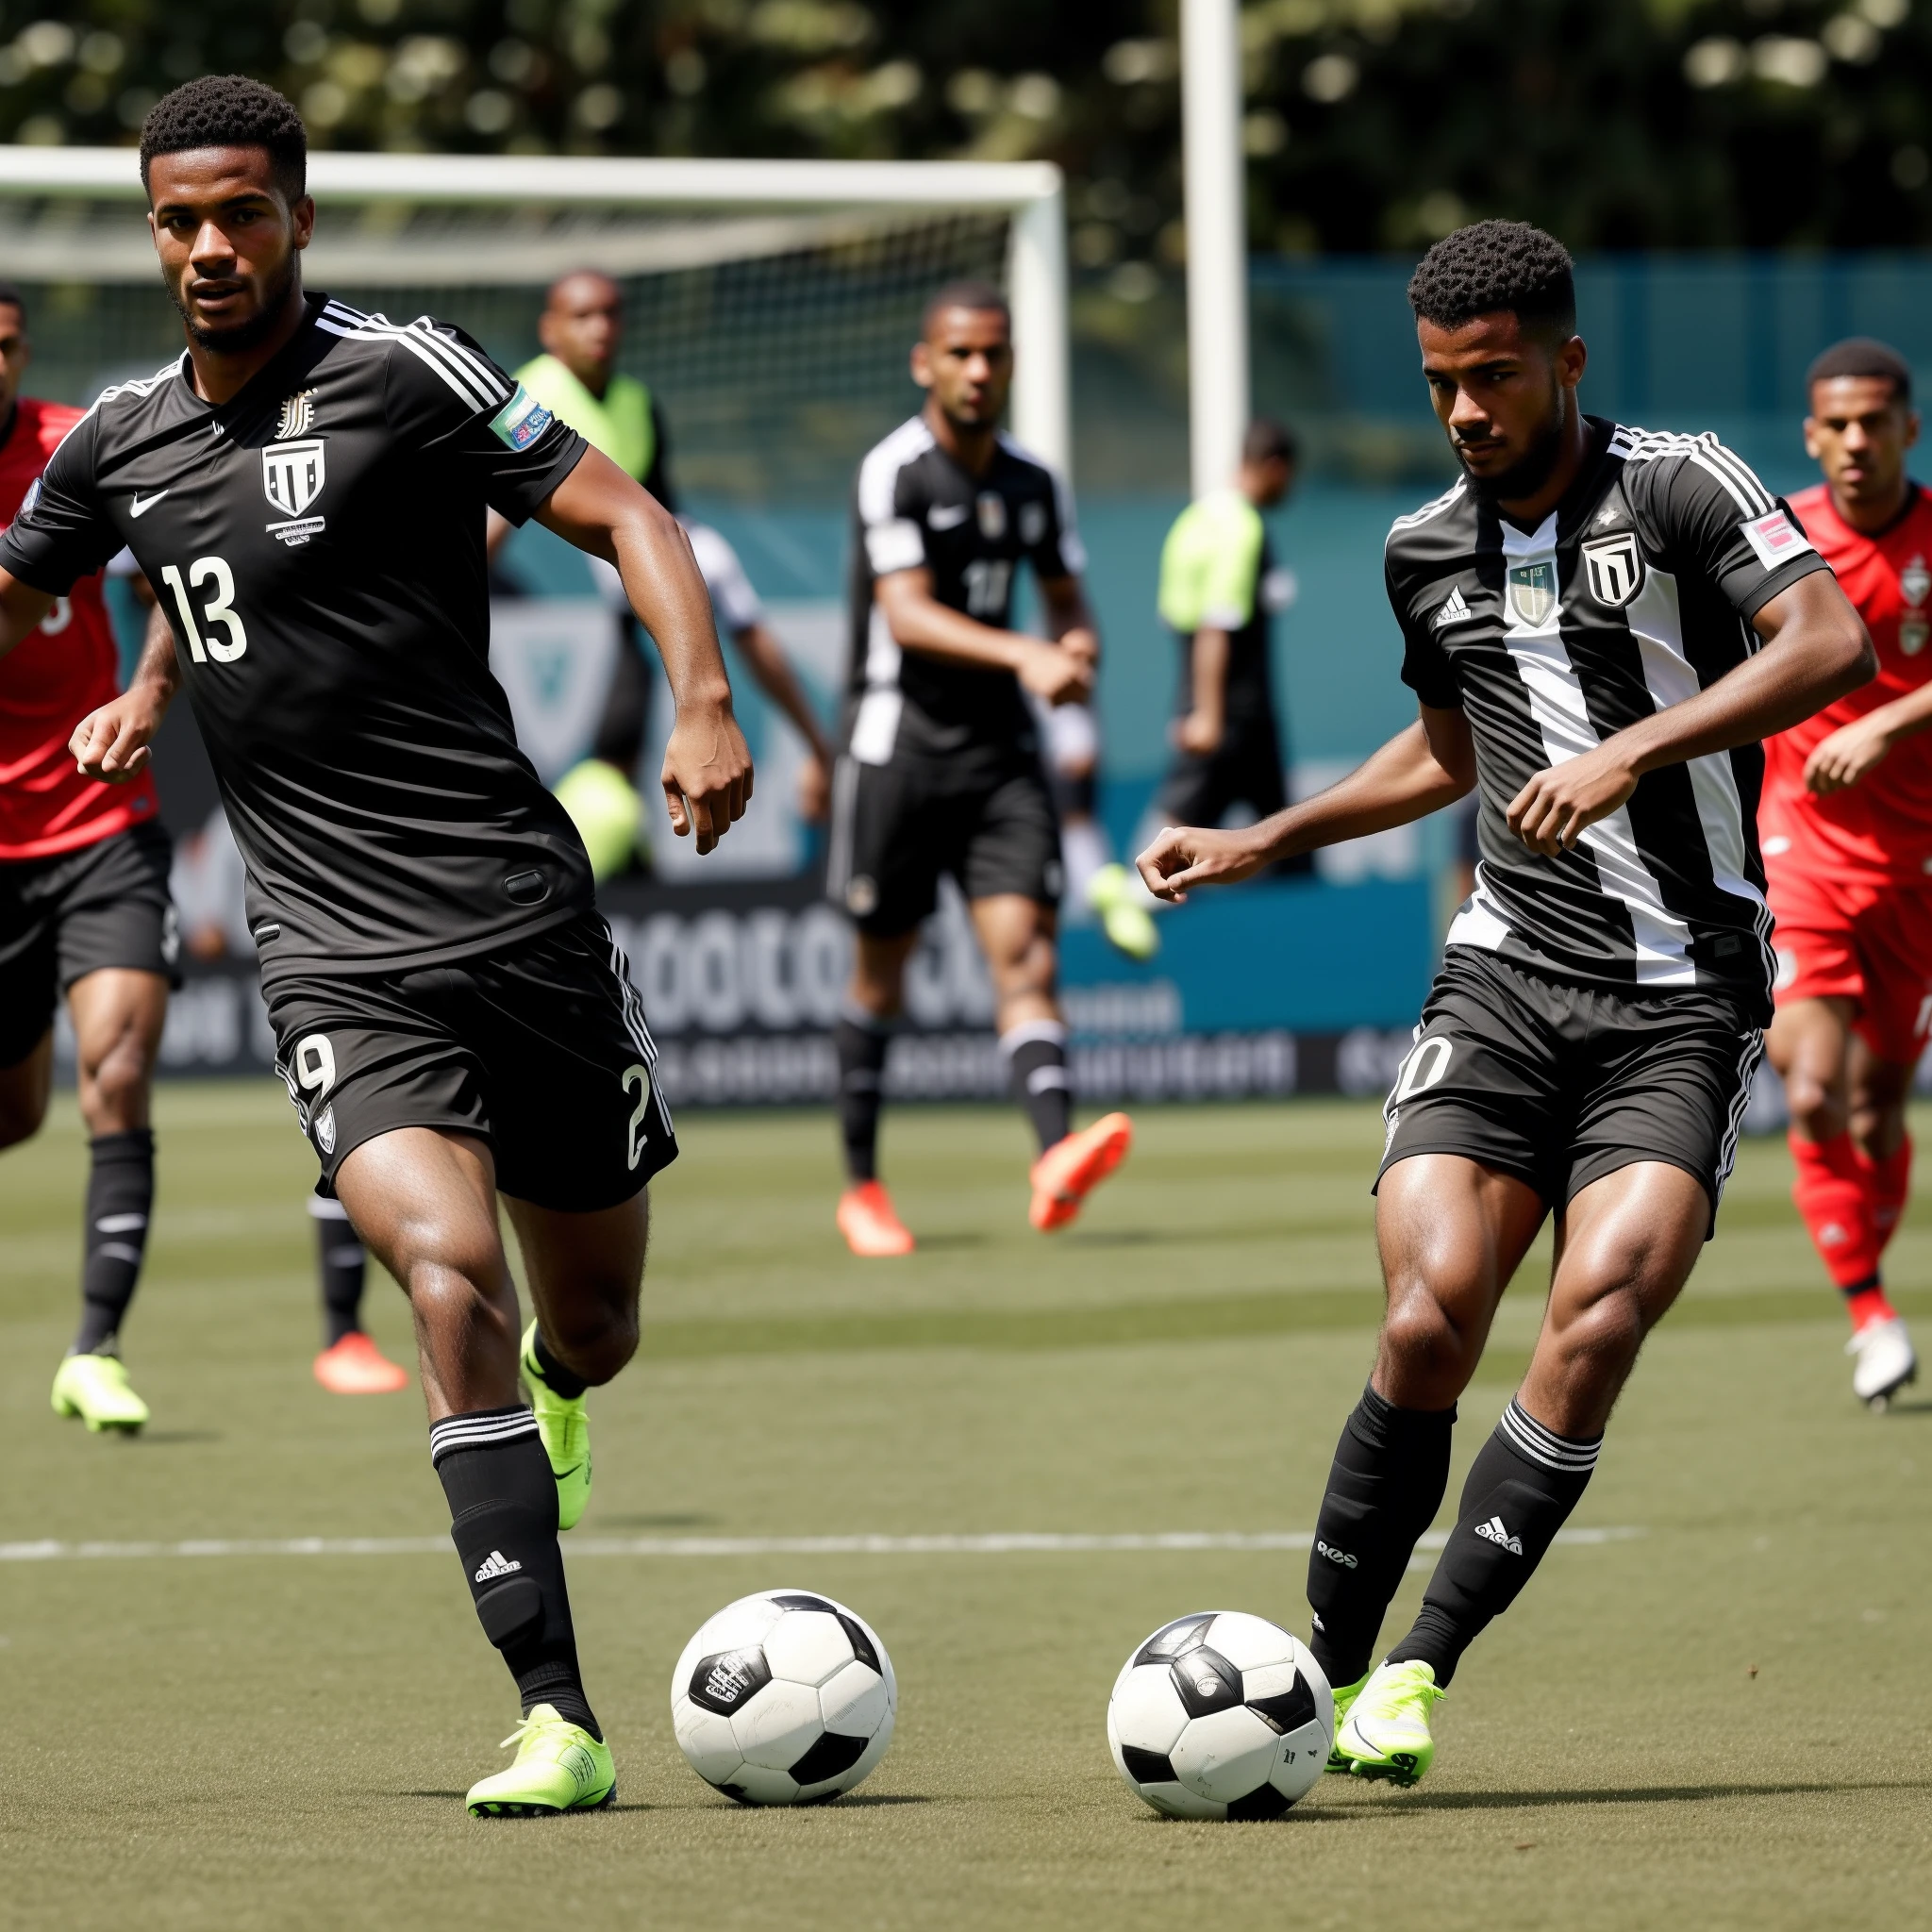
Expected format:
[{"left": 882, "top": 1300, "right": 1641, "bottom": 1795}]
[
  {"left": 1689, "top": 436, "right": 1775, "bottom": 516},
  {"left": 317, "top": 304, "right": 504, "bottom": 413},
  {"left": 405, "top": 315, "right": 513, "bottom": 407}
]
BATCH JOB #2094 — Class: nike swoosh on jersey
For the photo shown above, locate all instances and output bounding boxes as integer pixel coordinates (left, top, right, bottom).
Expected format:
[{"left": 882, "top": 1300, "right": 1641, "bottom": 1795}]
[
  {"left": 927, "top": 503, "right": 970, "bottom": 529},
  {"left": 130, "top": 491, "right": 169, "bottom": 517}
]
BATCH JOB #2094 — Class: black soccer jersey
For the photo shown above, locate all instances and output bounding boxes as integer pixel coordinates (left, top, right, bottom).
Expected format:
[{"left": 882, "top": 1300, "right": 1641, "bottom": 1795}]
[
  {"left": 846, "top": 417, "right": 1086, "bottom": 764},
  {"left": 1386, "top": 417, "right": 1831, "bottom": 1010},
  {"left": 0, "top": 293, "right": 593, "bottom": 985}
]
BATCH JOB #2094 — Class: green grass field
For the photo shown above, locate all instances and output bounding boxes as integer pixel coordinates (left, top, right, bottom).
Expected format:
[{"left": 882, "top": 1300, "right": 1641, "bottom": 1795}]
[{"left": 3, "top": 1086, "right": 1929, "bottom": 1930}]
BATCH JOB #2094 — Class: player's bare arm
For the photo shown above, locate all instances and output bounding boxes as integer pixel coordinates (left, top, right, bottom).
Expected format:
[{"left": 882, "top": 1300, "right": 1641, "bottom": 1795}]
[
  {"left": 0, "top": 562, "right": 55, "bottom": 657},
  {"left": 1803, "top": 675, "right": 1932, "bottom": 792},
  {"left": 732, "top": 619, "right": 835, "bottom": 818},
  {"left": 1507, "top": 570, "right": 1874, "bottom": 855},
  {"left": 1138, "top": 702, "right": 1474, "bottom": 901},
  {"left": 537, "top": 445, "right": 752, "bottom": 853},
  {"left": 1177, "top": 624, "right": 1230, "bottom": 755},
  {"left": 69, "top": 597, "right": 181, "bottom": 782},
  {"left": 874, "top": 566, "right": 1092, "bottom": 706}
]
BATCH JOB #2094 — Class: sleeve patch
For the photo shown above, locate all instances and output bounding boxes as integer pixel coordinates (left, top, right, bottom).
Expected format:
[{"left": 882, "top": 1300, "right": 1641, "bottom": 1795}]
[
  {"left": 865, "top": 518, "right": 925, "bottom": 575},
  {"left": 489, "top": 383, "right": 554, "bottom": 451},
  {"left": 1740, "top": 508, "right": 1814, "bottom": 572}
]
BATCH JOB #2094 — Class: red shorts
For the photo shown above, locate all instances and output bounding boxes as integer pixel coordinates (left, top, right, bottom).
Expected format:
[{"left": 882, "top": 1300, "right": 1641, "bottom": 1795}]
[{"left": 1766, "top": 863, "right": 1932, "bottom": 1064}]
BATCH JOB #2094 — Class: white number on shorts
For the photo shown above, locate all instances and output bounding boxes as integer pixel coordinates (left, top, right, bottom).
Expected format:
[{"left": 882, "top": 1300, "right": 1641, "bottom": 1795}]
[
  {"left": 294, "top": 1033, "right": 338, "bottom": 1100},
  {"left": 1391, "top": 1034, "right": 1455, "bottom": 1104},
  {"left": 161, "top": 556, "right": 248, "bottom": 665},
  {"left": 963, "top": 558, "right": 1011, "bottom": 618},
  {"left": 623, "top": 1063, "right": 651, "bottom": 1171}
]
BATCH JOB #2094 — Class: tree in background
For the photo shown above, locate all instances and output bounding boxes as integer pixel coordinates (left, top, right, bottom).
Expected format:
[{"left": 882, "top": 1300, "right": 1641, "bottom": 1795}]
[{"left": 0, "top": 1, "right": 1925, "bottom": 264}]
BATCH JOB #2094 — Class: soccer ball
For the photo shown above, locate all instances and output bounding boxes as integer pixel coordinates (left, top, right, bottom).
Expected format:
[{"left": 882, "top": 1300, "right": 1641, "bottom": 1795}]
[
  {"left": 671, "top": 1589, "right": 896, "bottom": 1805},
  {"left": 1108, "top": 1610, "right": 1332, "bottom": 1820}
]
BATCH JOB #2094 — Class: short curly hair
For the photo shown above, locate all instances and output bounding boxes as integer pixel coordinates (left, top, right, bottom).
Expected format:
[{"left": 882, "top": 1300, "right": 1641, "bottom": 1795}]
[
  {"left": 140, "top": 75, "right": 307, "bottom": 203},
  {"left": 1407, "top": 220, "right": 1575, "bottom": 341}
]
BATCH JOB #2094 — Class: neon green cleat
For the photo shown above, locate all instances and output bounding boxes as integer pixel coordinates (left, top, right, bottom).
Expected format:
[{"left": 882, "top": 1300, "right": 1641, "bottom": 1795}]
[
  {"left": 1324, "top": 1671, "right": 1370, "bottom": 1773},
  {"left": 466, "top": 1706, "right": 616, "bottom": 1818},
  {"left": 1086, "top": 863, "right": 1160, "bottom": 962},
  {"left": 50, "top": 1353, "right": 149, "bottom": 1433},
  {"left": 1334, "top": 1659, "right": 1445, "bottom": 1787},
  {"left": 520, "top": 1322, "right": 590, "bottom": 1532}
]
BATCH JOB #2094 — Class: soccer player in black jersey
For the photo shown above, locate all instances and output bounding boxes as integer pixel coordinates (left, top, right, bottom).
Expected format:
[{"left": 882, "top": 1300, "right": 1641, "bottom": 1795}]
[
  {"left": 829, "top": 282, "right": 1132, "bottom": 1254},
  {"left": 1140, "top": 223, "right": 1873, "bottom": 1784},
  {"left": 0, "top": 77, "right": 752, "bottom": 1816}
]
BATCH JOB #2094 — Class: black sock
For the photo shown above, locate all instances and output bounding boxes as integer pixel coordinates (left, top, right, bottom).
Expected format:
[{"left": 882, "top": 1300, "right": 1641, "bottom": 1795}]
[
  {"left": 1001, "top": 1020, "right": 1072, "bottom": 1153},
  {"left": 835, "top": 1006, "right": 891, "bottom": 1183},
  {"left": 1385, "top": 1398, "right": 1601, "bottom": 1687},
  {"left": 530, "top": 1328, "right": 588, "bottom": 1401},
  {"left": 431, "top": 1408, "right": 600, "bottom": 1739},
  {"left": 1306, "top": 1383, "right": 1456, "bottom": 1689},
  {"left": 74, "top": 1128, "right": 155, "bottom": 1356},
  {"left": 310, "top": 1190, "right": 367, "bottom": 1347}
]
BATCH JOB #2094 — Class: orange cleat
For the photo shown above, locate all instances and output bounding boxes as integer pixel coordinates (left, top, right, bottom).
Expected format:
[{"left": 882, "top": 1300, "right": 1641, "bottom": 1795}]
[
  {"left": 837, "top": 1180, "right": 916, "bottom": 1257},
  {"left": 313, "top": 1331, "right": 411, "bottom": 1394},
  {"left": 1029, "top": 1111, "right": 1134, "bottom": 1231}
]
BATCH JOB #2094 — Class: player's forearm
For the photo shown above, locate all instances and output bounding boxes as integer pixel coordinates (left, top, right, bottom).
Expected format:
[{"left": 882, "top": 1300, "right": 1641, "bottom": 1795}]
[
  {"left": 1190, "top": 628, "right": 1230, "bottom": 726},
  {"left": 739, "top": 625, "right": 832, "bottom": 760},
  {"left": 1859, "top": 679, "right": 1932, "bottom": 747},
  {"left": 0, "top": 570, "right": 57, "bottom": 660},
  {"left": 877, "top": 580, "right": 1029, "bottom": 672},
  {"left": 1039, "top": 576, "right": 1098, "bottom": 655},
  {"left": 131, "top": 602, "right": 183, "bottom": 706},
  {"left": 1612, "top": 607, "right": 1873, "bottom": 777},
  {"left": 1250, "top": 721, "right": 1472, "bottom": 862}
]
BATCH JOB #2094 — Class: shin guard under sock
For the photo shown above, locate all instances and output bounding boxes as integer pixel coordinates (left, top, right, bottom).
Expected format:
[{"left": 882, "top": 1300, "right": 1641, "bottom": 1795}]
[
  {"left": 1386, "top": 1398, "right": 1600, "bottom": 1687},
  {"left": 1790, "top": 1130, "right": 1882, "bottom": 1290},
  {"left": 74, "top": 1129, "right": 154, "bottom": 1356},
  {"left": 309, "top": 1191, "right": 367, "bottom": 1347},
  {"left": 431, "top": 1408, "right": 600, "bottom": 1739},
  {"left": 1000, "top": 1019, "right": 1073, "bottom": 1154},
  {"left": 1305, "top": 1384, "right": 1457, "bottom": 1689},
  {"left": 834, "top": 1005, "right": 891, "bottom": 1183}
]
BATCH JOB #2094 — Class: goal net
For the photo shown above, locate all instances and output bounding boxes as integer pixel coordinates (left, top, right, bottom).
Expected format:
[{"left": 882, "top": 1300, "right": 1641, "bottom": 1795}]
[{"left": 0, "top": 149, "right": 1071, "bottom": 496}]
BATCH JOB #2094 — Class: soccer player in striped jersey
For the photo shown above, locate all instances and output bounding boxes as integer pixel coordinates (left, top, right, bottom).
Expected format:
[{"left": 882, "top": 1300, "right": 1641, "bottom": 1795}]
[
  {"left": 1763, "top": 337, "right": 1932, "bottom": 1409},
  {"left": 0, "top": 77, "right": 751, "bottom": 1816},
  {"left": 1140, "top": 222, "right": 1872, "bottom": 1785}
]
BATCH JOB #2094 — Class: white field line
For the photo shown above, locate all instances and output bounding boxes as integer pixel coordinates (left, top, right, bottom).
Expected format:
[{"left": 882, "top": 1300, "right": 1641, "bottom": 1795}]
[{"left": 0, "top": 1527, "right": 1642, "bottom": 1563}]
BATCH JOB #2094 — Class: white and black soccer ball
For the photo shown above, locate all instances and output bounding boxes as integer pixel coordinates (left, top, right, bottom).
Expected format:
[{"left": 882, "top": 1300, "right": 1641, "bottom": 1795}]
[
  {"left": 1108, "top": 1610, "right": 1332, "bottom": 1820},
  {"left": 671, "top": 1589, "right": 896, "bottom": 1806}
]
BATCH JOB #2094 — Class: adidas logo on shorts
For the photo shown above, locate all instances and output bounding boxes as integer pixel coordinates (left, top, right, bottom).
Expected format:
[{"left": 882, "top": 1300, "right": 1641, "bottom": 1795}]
[
  {"left": 1473, "top": 1515, "right": 1524, "bottom": 1555},
  {"left": 474, "top": 1549, "right": 523, "bottom": 1583}
]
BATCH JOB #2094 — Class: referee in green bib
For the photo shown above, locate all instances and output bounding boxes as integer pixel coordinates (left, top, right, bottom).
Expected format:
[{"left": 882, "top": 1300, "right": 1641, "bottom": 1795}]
[{"left": 1149, "top": 417, "right": 1310, "bottom": 874}]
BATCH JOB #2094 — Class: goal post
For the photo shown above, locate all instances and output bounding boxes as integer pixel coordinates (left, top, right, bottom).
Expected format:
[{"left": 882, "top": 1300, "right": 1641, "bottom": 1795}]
[{"left": 0, "top": 145, "right": 1071, "bottom": 479}]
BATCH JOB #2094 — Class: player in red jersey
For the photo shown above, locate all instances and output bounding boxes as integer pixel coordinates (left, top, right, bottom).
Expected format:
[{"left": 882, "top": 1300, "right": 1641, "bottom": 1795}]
[
  {"left": 0, "top": 285, "right": 178, "bottom": 1432},
  {"left": 1765, "top": 338, "right": 1932, "bottom": 1408}
]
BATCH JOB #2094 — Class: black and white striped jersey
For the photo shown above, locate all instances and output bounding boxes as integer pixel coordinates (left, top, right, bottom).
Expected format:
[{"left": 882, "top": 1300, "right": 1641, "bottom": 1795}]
[
  {"left": 1386, "top": 416, "right": 1831, "bottom": 1013},
  {"left": 0, "top": 291, "right": 593, "bottom": 982},
  {"left": 845, "top": 416, "right": 1085, "bottom": 767}
]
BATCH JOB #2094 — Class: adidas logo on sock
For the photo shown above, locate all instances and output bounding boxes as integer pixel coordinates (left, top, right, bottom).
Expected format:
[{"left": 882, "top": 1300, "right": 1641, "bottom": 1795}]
[
  {"left": 474, "top": 1550, "right": 523, "bottom": 1582},
  {"left": 1473, "top": 1515, "right": 1524, "bottom": 1556},
  {"left": 1432, "top": 585, "right": 1474, "bottom": 630}
]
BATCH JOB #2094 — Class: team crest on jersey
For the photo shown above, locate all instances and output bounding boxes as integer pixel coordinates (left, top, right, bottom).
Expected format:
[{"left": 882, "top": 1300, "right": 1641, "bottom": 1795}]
[
  {"left": 1581, "top": 531, "right": 1644, "bottom": 607},
  {"left": 275, "top": 389, "right": 317, "bottom": 440},
  {"left": 976, "top": 491, "right": 1007, "bottom": 541},
  {"left": 1507, "top": 558, "right": 1557, "bottom": 627},
  {"left": 1903, "top": 556, "right": 1930, "bottom": 607},
  {"left": 262, "top": 439, "right": 326, "bottom": 544}
]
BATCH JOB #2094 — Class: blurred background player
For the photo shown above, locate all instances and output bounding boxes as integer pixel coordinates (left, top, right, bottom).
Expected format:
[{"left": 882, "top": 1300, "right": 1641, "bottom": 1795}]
[
  {"left": 1764, "top": 336, "right": 1932, "bottom": 1409},
  {"left": 493, "top": 268, "right": 832, "bottom": 875},
  {"left": 829, "top": 280, "right": 1132, "bottom": 1255},
  {"left": 1127, "top": 417, "right": 1309, "bottom": 913},
  {"left": 1037, "top": 694, "right": 1156, "bottom": 960},
  {"left": 0, "top": 282, "right": 176, "bottom": 1433}
]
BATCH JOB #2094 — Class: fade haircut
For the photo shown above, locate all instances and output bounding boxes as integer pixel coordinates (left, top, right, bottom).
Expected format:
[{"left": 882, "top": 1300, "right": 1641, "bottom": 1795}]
[
  {"left": 1242, "top": 417, "right": 1297, "bottom": 467},
  {"left": 922, "top": 279, "right": 1010, "bottom": 340},
  {"left": 1407, "top": 220, "right": 1576, "bottom": 343},
  {"left": 140, "top": 75, "right": 308, "bottom": 204},
  {"left": 1807, "top": 336, "right": 1913, "bottom": 407}
]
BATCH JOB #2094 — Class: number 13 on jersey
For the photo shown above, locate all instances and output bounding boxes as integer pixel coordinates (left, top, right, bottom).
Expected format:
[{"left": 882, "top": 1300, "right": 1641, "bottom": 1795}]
[{"left": 161, "top": 556, "right": 248, "bottom": 664}]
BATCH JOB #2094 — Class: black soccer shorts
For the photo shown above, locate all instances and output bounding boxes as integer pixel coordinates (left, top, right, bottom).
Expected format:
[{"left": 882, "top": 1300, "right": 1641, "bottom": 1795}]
[
  {"left": 0, "top": 822, "right": 179, "bottom": 1066},
  {"left": 263, "top": 910, "right": 675, "bottom": 1212},
  {"left": 826, "top": 750, "right": 1063, "bottom": 937},
  {"left": 1375, "top": 945, "right": 1764, "bottom": 1229}
]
